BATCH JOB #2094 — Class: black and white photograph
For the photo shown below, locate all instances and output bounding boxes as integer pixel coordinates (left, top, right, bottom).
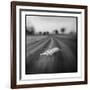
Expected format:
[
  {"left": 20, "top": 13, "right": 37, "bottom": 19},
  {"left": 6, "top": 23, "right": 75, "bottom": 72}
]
[
  {"left": 25, "top": 15, "right": 77, "bottom": 74},
  {"left": 11, "top": 1, "right": 87, "bottom": 88}
]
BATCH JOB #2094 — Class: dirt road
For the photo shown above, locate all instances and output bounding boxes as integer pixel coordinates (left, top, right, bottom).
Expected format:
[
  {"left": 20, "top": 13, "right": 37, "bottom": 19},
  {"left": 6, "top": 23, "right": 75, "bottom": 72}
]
[{"left": 26, "top": 35, "right": 77, "bottom": 74}]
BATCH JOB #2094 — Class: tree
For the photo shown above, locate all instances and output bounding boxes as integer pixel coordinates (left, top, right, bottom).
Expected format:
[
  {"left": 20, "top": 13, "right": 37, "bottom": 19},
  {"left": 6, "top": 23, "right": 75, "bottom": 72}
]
[
  {"left": 26, "top": 27, "right": 31, "bottom": 35},
  {"left": 54, "top": 30, "right": 59, "bottom": 34},
  {"left": 43, "top": 32, "right": 47, "bottom": 35},
  {"left": 61, "top": 28, "right": 66, "bottom": 34},
  {"left": 69, "top": 31, "right": 76, "bottom": 34},
  {"left": 39, "top": 32, "right": 42, "bottom": 35},
  {"left": 46, "top": 31, "right": 49, "bottom": 35},
  {"left": 26, "top": 26, "right": 35, "bottom": 35},
  {"left": 29, "top": 26, "right": 35, "bottom": 35}
]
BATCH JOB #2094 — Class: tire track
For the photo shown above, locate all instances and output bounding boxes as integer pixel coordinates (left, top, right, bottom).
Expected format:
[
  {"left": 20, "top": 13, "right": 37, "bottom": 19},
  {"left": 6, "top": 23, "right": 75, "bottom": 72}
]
[
  {"left": 26, "top": 37, "right": 51, "bottom": 57},
  {"left": 27, "top": 36, "right": 49, "bottom": 53},
  {"left": 54, "top": 35, "right": 77, "bottom": 55},
  {"left": 26, "top": 38, "right": 53, "bottom": 74},
  {"left": 53, "top": 36, "right": 77, "bottom": 72},
  {"left": 26, "top": 35, "right": 77, "bottom": 74},
  {"left": 26, "top": 37, "right": 59, "bottom": 74},
  {"left": 54, "top": 36, "right": 76, "bottom": 62},
  {"left": 27, "top": 36, "right": 47, "bottom": 47}
]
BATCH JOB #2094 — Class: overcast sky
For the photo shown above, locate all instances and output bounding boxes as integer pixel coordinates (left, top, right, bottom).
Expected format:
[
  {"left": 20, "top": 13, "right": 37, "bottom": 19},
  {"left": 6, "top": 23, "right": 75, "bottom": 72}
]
[{"left": 26, "top": 15, "right": 76, "bottom": 33}]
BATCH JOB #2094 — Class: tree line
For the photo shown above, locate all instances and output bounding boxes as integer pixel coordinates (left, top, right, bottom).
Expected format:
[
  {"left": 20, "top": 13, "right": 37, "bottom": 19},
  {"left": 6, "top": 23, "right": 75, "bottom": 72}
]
[{"left": 26, "top": 26, "right": 74, "bottom": 35}]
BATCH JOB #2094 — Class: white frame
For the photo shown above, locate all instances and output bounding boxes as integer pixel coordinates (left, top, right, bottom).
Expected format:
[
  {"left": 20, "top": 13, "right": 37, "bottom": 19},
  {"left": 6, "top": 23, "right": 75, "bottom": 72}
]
[{"left": 16, "top": 6, "right": 84, "bottom": 85}]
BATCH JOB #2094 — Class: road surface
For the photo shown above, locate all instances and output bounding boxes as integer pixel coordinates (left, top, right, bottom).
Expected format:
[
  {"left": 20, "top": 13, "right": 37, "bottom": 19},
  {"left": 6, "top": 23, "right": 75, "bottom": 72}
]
[{"left": 26, "top": 35, "right": 77, "bottom": 74}]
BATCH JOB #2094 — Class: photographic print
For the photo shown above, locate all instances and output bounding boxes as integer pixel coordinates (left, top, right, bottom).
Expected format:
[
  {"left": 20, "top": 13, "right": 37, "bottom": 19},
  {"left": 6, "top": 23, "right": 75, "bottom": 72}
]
[
  {"left": 25, "top": 15, "right": 77, "bottom": 74},
  {"left": 11, "top": 1, "right": 87, "bottom": 89}
]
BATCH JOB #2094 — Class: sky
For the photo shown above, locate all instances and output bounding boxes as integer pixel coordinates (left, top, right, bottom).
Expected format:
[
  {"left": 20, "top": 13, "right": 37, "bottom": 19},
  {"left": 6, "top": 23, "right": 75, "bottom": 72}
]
[{"left": 26, "top": 15, "right": 77, "bottom": 34}]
